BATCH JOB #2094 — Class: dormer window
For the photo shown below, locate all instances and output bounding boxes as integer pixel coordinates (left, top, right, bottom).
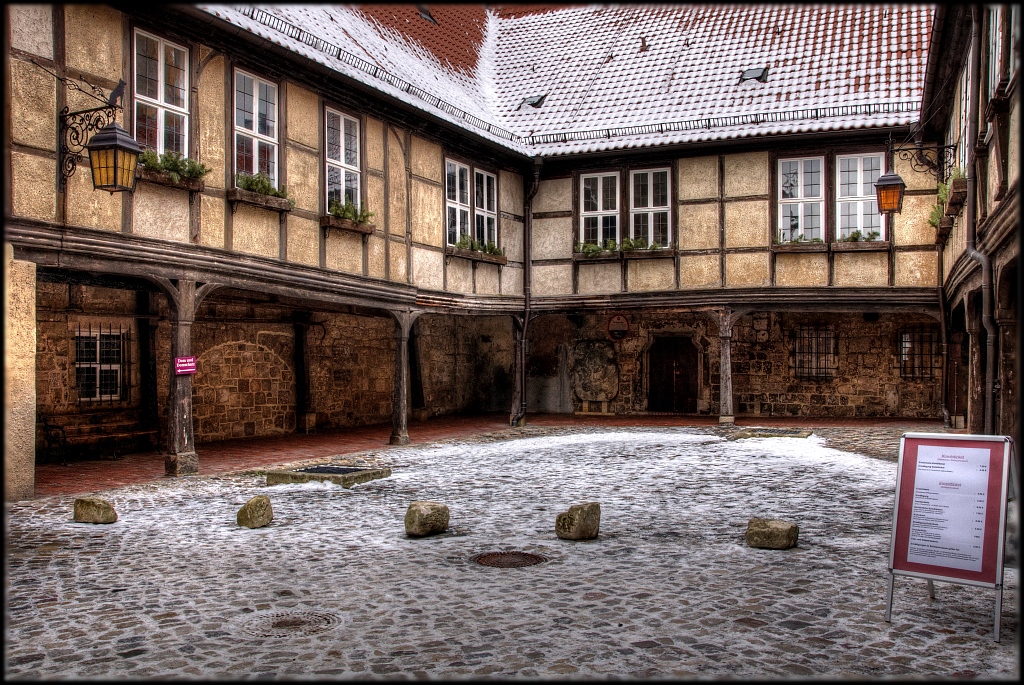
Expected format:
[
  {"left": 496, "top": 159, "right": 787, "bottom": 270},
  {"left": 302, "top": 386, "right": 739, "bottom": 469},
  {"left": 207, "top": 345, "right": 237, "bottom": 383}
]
[{"left": 739, "top": 66, "right": 769, "bottom": 83}]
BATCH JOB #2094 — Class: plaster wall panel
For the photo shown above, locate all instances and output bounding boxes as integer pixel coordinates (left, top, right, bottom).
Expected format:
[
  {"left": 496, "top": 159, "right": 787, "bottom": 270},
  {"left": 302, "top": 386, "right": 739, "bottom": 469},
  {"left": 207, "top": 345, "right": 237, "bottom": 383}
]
[
  {"left": 774, "top": 252, "right": 828, "bottom": 286},
  {"left": 4, "top": 245, "right": 36, "bottom": 501},
  {"left": 367, "top": 234, "right": 386, "bottom": 279},
  {"left": 389, "top": 238, "right": 408, "bottom": 282},
  {"left": 388, "top": 130, "right": 408, "bottom": 237},
  {"left": 199, "top": 195, "right": 225, "bottom": 249},
  {"left": 285, "top": 147, "right": 319, "bottom": 213},
  {"left": 628, "top": 258, "right": 675, "bottom": 292},
  {"left": 364, "top": 117, "right": 384, "bottom": 172},
  {"left": 833, "top": 252, "right": 888, "bottom": 286},
  {"left": 988, "top": 147, "right": 1001, "bottom": 202},
  {"left": 891, "top": 194, "right": 935, "bottom": 245},
  {"left": 286, "top": 83, "right": 319, "bottom": 149},
  {"left": 446, "top": 257, "right": 473, "bottom": 294},
  {"left": 725, "top": 252, "right": 770, "bottom": 287},
  {"left": 411, "top": 135, "right": 442, "bottom": 183},
  {"left": 500, "top": 170, "right": 524, "bottom": 216},
  {"left": 476, "top": 263, "right": 500, "bottom": 295},
  {"left": 677, "top": 202, "right": 719, "bottom": 250},
  {"left": 133, "top": 184, "right": 190, "bottom": 242},
  {"left": 197, "top": 56, "right": 225, "bottom": 188},
  {"left": 66, "top": 165, "right": 121, "bottom": 230},
  {"left": 724, "top": 151, "right": 769, "bottom": 197},
  {"left": 325, "top": 230, "right": 362, "bottom": 274},
  {"left": 678, "top": 253, "right": 720, "bottom": 287},
  {"left": 366, "top": 174, "right": 386, "bottom": 231},
  {"left": 10, "top": 151, "right": 56, "bottom": 222},
  {"left": 231, "top": 205, "right": 279, "bottom": 259},
  {"left": 894, "top": 153, "right": 937, "bottom": 192},
  {"left": 533, "top": 178, "right": 572, "bottom": 214},
  {"left": 410, "top": 178, "right": 443, "bottom": 247},
  {"left": 501, "top": 218, "right": 524, "bottom": 262},
  {"left": 10, "top": 5, "right": 53, "bottom": 57},
  {"left": 64, "top": 5, "right": 122, "bottom": 80},
  {"left": 411, "top": 247, "right": 443, "bottom": 291},
  {"left": 894, "top": 250, "right": 938, "bottom": 287},
  {"left": 286, "top": 215, "right": 319, "bottom": 267},
  {"left": 724, "top": 200, "right": 770, "bottom": 247},
  {"left": 531, "top": 264, "right": 573, "bottom": 296},
  {"left": 678, "top": 156, "right": 718, "bottom": 200},
  {"left": 578, "top": 262, "right": 621, "bottom": 295},
  {"left": 1009, "top": 102, "right": 1019, "bottom": 188},
  {"left": 502, "top": 264, "right": 523, "bottom": 295},
  {"left": 10, "top": 59, "right": 56, "bottom": 150},
  {"left": 532, "top": 217, "right": 573, "bottom": 260}
]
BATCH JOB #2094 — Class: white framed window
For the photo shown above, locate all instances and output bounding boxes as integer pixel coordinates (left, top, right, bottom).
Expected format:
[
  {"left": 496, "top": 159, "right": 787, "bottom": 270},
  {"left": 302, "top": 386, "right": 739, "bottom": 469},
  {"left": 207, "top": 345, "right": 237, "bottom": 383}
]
[
  {"left": 133, "top": 30, "right": 189, "bottom": 155},
  {"left": 836, "top": 154, "right": 884, "bottom": 241},
  {"left": 234, "top": 70, "right": 278, "bottom": 186},
  {"left": 629, "top": 169, "right": 671, "bottom": 247},
  {"left": 988, "top": 5, "right": 1003, "bottom": 97},
  {"left": 778, "top": 157, "right": 824, "bottom": 242},
  {"left": 1011, "top": 5, "right": 1019, "bottom": 80},
  {"left": 326, "top": 108, "right": 360, "bottom": 211},
  {"left": 474, "top": 170, "right": 497, "bottom": 247},
  {"left": 580, "top": 172, "right": 619, "bottom": 246},
  {"left": 74, "top": 331, "right": 124, "bottom": 401},
  {"left": 446, "top": 159, "right": 471, "bottom": 246}
]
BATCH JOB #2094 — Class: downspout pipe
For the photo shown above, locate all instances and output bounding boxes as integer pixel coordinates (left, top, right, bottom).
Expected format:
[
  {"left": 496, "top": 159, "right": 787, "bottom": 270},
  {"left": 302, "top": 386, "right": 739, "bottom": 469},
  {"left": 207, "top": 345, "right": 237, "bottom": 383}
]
[
  {"left": 511, "top": 157, "right": 543, "bottom": 427},
  {"left": 965, "top": 5, "right": 997, "bottom": 434}
]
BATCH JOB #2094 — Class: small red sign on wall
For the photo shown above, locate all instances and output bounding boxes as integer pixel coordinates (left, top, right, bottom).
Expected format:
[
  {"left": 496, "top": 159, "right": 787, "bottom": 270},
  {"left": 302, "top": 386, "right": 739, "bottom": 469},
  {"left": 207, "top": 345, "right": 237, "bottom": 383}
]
[{"left": 174, "top": 356, "right": 197, "bottom": 375}]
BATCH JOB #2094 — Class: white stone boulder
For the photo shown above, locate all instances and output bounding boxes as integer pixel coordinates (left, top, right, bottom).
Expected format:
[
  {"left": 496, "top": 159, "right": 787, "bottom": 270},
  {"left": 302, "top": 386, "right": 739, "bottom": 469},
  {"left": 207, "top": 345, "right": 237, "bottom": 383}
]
[
  {"left": 556, "top": 502, "right": 600, "bottom": 540},
  {"left": 237, "top": 495, "right": 273, "bottom": 528},
  {"left": 745, "top": 517, "right": 799, "bottom": 549},
  {"left": 405, "top": 501, "right": 449, "bottom": 537},
  {"left": 73, "top": 496, "right": 117, "bottom": 524}
]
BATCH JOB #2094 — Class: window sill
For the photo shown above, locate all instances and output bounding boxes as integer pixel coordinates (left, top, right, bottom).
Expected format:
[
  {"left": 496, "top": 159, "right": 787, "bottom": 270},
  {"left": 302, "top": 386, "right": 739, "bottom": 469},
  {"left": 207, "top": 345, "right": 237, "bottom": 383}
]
[
  {"left": 226, "top": 188, "right": 293, "bottom": 213},
  {"left": 772, "top": 242, "right": 827, "bottom": 253},
  {"left": 445, "top": 245, "right": 507, "bottom": 265},
  {"left": 137, "top": 167, "right": 205, "bottom": 192},
  {"left": 572, "top": 251, "right": 620, "bottom": 262},
  {"left": 320, "top": 215, "right": 375, "bottom": 236},
  {"left": 831, "top": 240, "right": 889, "bottom": 252},
  {"left": 622, "top": 248, "right": 674, "bottom": 260}
]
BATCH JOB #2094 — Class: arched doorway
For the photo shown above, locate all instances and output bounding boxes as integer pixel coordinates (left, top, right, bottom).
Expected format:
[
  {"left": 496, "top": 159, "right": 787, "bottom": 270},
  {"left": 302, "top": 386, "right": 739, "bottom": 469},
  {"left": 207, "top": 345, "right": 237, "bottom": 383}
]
[{"left": 648, "top": 336, "right": 699, "bottom": 412}]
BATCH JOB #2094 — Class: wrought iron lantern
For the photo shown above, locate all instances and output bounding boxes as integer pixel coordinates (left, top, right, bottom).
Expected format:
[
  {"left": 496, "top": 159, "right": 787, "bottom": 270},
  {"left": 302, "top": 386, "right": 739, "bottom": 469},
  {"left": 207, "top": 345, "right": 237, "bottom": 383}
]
[
  {"left": 874, "top": 171, "right": 907, "bottom": 215},
  {"left": 84, "top": 121, "right": 142, "bottom": 193}
]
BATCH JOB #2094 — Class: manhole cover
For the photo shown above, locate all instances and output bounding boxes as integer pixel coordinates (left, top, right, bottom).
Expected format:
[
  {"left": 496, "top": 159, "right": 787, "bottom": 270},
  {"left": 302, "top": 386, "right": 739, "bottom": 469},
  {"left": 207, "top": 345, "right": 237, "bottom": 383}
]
[
  {"left": 295, "top": 465, "right": 368, "bottom": 474},
  {"left": 472, "top": 551, "right": 547, "bottom": 568},
  {"left": 239, "top": 611, "right": 343, "bottom": 637}
]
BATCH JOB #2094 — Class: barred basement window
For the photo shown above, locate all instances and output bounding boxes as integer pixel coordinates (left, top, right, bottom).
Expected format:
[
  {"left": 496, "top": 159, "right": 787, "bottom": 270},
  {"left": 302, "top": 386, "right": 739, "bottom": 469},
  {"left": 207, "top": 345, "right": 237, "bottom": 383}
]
[
  {"left": 794, "top": 325, "right": 837, "bottom": 379},
  {"left": 74, "top": 323, "right": 129, "bottom": 404},
  {"left": 900, "top": 326, "right": 940, "bottom": 379}
]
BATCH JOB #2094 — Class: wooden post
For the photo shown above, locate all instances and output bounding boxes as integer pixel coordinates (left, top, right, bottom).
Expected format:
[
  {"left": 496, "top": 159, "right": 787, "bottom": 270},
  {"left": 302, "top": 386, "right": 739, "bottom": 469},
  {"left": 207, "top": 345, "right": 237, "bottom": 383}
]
[
  {"left": 509, "top": 315, "right": 524, "bottom": 426},
  {"left": 390, "top": 310, "right": 419, "bottom": 445},
  {"left": 719, "top": 308, "right": 734, "bottom": 424},
  {"left": 293, "top": 312, "right": 315, "bottom": 433}
]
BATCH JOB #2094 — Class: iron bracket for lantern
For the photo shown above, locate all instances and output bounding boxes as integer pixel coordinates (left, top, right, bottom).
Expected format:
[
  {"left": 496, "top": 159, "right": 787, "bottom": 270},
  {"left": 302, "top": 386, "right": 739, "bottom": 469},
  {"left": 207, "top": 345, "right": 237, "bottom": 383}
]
[
  {"left": 59, "top": 81, "right": 126, "bottom": 187},
  {"left": 892, "top": 140, "right": 958, "bottom": 183}
]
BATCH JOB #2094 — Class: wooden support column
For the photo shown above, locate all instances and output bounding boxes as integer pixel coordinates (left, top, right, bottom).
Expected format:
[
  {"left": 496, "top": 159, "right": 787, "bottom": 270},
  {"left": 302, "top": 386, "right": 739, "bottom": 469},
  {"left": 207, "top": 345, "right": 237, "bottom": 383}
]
[
  {"left": 509, "top": 314, "right": 525, "bottom": 426},
  {"left": 390, "top": 310, "right": 421, "bottom": 445},
  {"left": 153, "top": 278, "right": 220, "bottom": 475},
  {"left": 718, "top": 307, "right": 734, "bottom": 424}
]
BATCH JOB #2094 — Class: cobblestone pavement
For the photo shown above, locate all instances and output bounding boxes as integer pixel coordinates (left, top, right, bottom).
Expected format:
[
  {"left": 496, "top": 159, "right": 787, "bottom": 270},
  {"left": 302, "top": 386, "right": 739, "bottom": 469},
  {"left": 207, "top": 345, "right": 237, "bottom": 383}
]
[{"left": 5, "top": 424, "right": 1019, "bottom": 680}]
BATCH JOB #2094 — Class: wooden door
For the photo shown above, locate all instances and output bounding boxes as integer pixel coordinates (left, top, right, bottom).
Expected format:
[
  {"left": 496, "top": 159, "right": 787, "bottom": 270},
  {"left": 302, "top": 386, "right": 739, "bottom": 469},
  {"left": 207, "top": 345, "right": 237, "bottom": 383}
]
[{"left": 648, "top": 337, "right": 698, "bottom": 413}]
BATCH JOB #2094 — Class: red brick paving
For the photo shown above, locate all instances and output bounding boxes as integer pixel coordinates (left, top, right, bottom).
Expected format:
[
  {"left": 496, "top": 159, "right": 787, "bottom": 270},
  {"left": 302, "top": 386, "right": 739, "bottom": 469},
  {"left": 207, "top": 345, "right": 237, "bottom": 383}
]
[{"left": 30, "top": 413, "right": 946, "bottom": 499}]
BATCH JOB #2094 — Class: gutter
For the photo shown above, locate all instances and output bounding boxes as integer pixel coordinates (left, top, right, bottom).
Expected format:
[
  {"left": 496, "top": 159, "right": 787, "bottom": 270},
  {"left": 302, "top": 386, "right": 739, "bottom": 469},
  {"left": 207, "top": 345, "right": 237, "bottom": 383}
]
[
  {"left": 916, "top": 6, "right": 946, "bottom": 137},
  {"left": 965, "top": 5, "right": 997, "bottom": 434},
  {"left": 511, "top": 157, "right": 543, "bottom": 427}
]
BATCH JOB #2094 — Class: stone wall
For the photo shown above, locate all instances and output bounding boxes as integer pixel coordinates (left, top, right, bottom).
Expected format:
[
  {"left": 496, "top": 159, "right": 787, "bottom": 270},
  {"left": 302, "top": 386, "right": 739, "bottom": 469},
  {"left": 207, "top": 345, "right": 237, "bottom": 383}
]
[{"left": 5, "top": 245, "right": 37, "bottom": 501}]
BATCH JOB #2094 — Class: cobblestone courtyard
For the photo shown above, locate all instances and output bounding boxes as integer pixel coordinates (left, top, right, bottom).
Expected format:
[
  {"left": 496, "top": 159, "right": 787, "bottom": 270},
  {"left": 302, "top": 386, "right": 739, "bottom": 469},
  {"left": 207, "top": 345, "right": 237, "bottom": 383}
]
[{"left": 4, "top": 424, "right": 1019, "bottom": 680}]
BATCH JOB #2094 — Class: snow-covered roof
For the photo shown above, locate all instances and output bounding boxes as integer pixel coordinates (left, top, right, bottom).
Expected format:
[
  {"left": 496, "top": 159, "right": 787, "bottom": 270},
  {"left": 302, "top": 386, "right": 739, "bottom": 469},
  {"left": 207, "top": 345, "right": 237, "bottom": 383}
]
[{"left": 196, "top": 4, "right": 933, "bottom": 157}]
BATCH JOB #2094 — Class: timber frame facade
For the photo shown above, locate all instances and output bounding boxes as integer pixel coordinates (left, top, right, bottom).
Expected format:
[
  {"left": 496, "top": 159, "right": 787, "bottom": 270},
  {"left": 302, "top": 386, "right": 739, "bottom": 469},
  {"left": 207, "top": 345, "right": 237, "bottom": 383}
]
[{"left": 3, "top": 4, "right": 1019, "bottom": 501}]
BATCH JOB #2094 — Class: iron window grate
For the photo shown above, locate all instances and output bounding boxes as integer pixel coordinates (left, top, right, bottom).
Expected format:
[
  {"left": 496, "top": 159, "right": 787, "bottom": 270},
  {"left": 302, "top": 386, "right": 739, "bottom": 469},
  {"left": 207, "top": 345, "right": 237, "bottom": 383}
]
[
  {"left": 900, "top": 325, "right": 940, "bottom": 379},
  {"left": 74, "top": 322, "right": 130, "bottom": 405},
  {"left": 794, "top": 324, "right": 837, "bottom": 379}
]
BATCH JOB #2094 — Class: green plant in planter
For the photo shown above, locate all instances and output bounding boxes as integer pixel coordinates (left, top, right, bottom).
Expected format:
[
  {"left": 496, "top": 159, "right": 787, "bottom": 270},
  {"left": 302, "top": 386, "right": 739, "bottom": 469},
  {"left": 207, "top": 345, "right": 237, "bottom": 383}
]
[
  {"left": 927, "top": 181, "right": 951, "bottom": 227},
  {"left": 603, "top": 239, "right": 618, "bottom": 252},
  {"left": 236, "top": 172, "right": 295, "bottom": 208},
  {"left": 483, "top": 241, "right": 504, "bottom": 256},
  {"left": 839, "top": 230, "right": 881, "bottom": 242},
  {"left": 328, "top": 199, "right": 374, "bottom": 224},
  {"left": 580, "top": 242, "right": 604, "bottom": 256},
  {"left": 139, "top": 150, "right": 211, "bottom": 183}
]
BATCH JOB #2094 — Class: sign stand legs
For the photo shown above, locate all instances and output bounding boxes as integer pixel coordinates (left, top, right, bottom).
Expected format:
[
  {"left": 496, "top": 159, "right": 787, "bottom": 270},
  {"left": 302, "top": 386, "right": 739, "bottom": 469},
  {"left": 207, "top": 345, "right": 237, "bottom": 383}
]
[
  {"left": 884, "top": 571, "right": 895, "bottom": 622},
  {"left": 927, "top": 579, "right": 935, "bottom": 599},
  {"left": 994, "top": 585, "right": 1002, "bottom": 642}
]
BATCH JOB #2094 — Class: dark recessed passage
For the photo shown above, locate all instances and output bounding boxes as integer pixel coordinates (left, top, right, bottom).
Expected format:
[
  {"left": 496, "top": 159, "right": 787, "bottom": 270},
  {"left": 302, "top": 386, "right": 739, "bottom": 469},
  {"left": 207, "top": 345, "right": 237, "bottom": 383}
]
[
  {"left": 472, "top": 551, "right": 547, "bottom": 568},
  {"left": 295, "top": 465, "right": 369, "bottom": 475}
]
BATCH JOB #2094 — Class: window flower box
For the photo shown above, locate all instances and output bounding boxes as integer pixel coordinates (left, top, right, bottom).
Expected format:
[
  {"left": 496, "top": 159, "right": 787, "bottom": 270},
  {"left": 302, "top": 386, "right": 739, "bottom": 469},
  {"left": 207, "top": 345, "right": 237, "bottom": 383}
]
[
  {"left": 944, "top": 178, "right": 968, "bottom": 216},
  {"left": 572, "top": 250, "right": 620, "bottom": 262},
  {"left": 772, "top": 241, "right": 827, "bottom": 253},
  {"left": 320, "top": 215, "right": 374, "bottom": 236},
  {"left": 831, "top": 240, "right": 889, "bottom": 252},
  {"left": 226, "top": 187, "right": 293, "bottom": 213},
  {"left": 936, "top": 216, "right": 954, "bottom": 244},
  {"left": 137, "top": 167, "right": 205, "bottom": 192},
  {"left": 445, "top": 245, "right": 507, "bottom": 265},
  {"left": 622, "top": 248, "right": 674, "bottom": 259}
]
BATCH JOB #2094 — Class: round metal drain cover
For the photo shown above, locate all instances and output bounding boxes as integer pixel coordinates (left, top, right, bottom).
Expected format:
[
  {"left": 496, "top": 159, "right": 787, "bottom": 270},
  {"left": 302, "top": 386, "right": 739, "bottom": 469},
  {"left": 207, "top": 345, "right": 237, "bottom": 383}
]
[
  {"left": 472, "top": 551, "right": 547, "bottom": 568},
  {"left": 239, "top": 610, "right": 342, "bottom": 637}
]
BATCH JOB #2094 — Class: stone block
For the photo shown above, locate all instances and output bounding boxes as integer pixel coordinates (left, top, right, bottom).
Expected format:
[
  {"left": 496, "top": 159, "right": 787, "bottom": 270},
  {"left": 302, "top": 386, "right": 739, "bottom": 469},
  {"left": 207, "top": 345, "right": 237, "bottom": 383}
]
[
  {"left": 745, "top": 517, "right": 798, "bottom": 549},
  {"left": 405, "top": 500, "right": 449, "bottom": 537},
  {"left": 237, "top": 494, "right": 273, "bottom": 528},
  {"left": 74, "top": 497, "right": 117, "bottom": 524},
  {"left": 556, "top": 502, "right": 600, "bottom": 540}
]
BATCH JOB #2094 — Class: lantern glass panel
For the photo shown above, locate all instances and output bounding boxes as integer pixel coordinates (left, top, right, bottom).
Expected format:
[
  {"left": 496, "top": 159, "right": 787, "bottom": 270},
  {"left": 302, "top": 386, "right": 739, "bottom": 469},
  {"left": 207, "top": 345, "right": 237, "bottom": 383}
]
[{"left": 90, "top": 147, "right": 116, "bottom": 189}]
